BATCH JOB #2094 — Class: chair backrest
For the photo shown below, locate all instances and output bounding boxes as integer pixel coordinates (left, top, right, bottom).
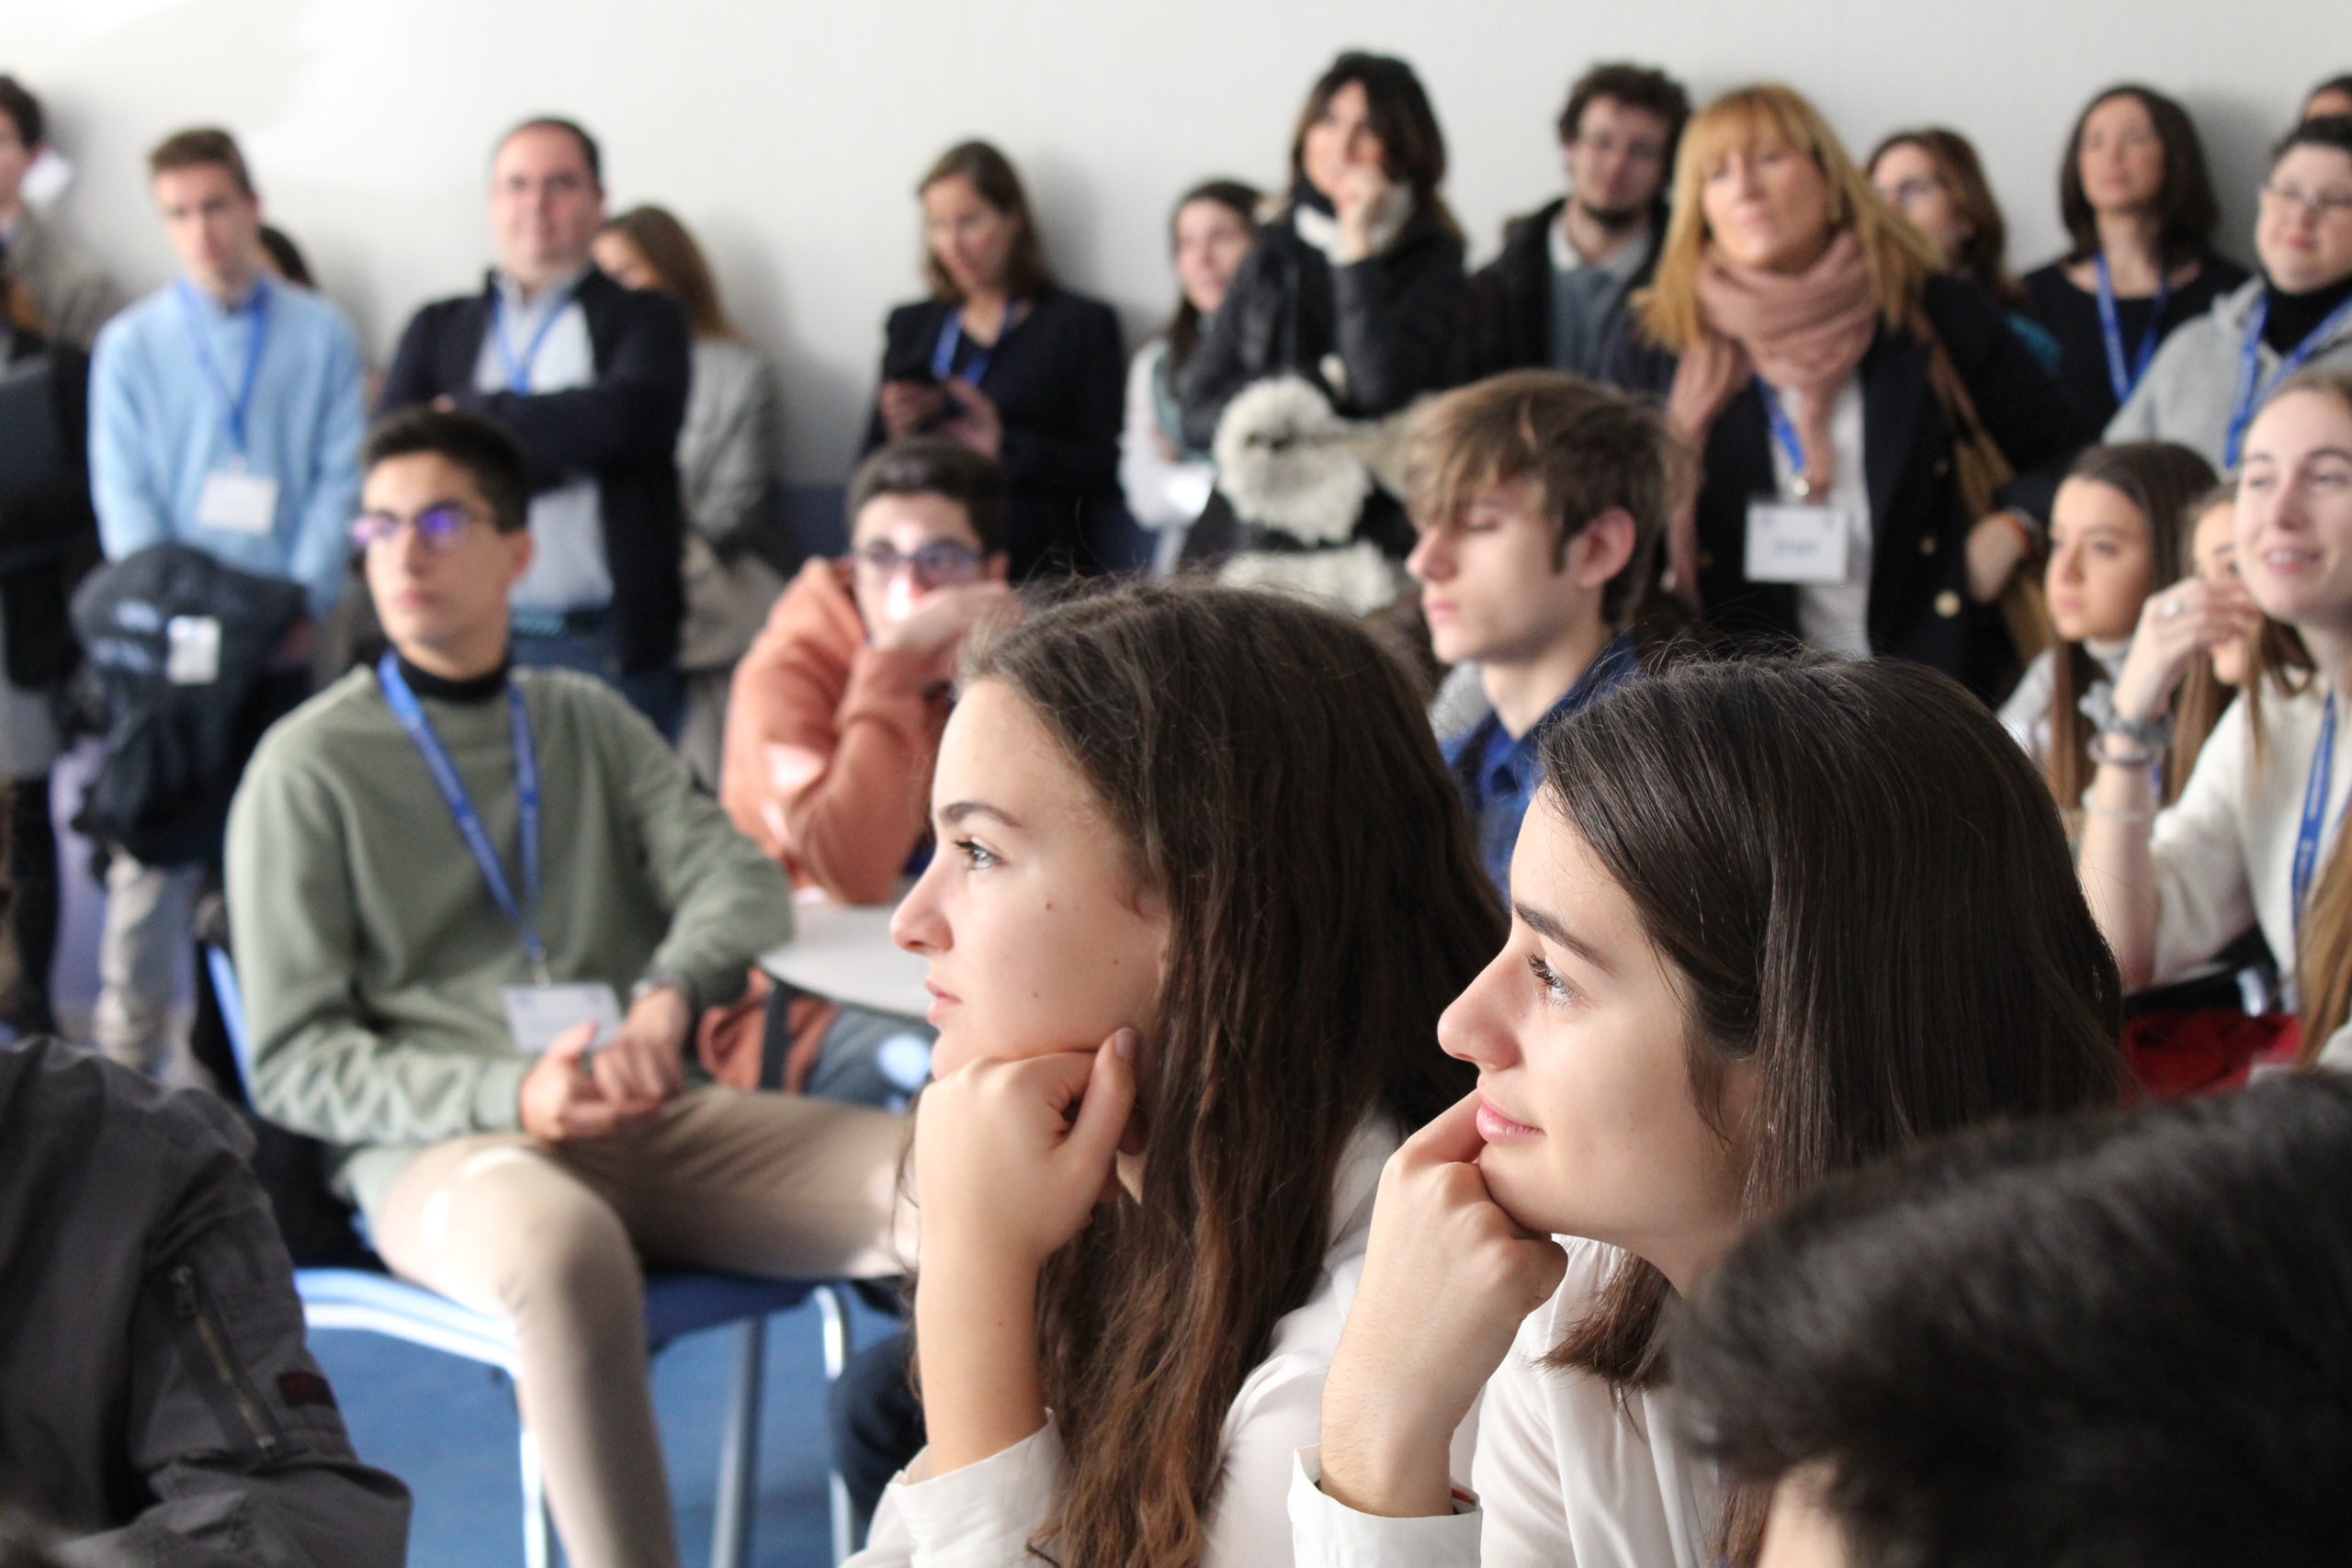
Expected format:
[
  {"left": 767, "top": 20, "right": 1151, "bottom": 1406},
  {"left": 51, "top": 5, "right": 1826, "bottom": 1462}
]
[{"left": 205, "top": 943, "right": 260, "bottom": 1089}]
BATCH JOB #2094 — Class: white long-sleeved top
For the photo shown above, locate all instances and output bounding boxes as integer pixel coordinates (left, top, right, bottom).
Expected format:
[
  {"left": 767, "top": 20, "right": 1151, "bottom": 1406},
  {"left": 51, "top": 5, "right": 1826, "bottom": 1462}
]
[
  {"left": 851, "top": 1121, "right": 1414, "bottom": 1568},
  {"left": 2144, "top": 680, "right": 2350, "bottom": 995},
  {"left": 1119, "top": 339, "right": 1216, "bottom": 573},
  {"left": 1289, "top": 1237, "right": 1717, "bottom": 1568}
]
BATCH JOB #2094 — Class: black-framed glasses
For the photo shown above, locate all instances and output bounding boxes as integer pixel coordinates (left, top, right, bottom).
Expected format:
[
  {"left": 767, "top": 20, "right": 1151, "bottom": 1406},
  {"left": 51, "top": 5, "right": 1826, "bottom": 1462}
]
[
  {"left": 349, "top": 502, "right": 481, "bottom": 553},
  {"left": 852, "top": 539, "right": 984, "bottom": 585}
]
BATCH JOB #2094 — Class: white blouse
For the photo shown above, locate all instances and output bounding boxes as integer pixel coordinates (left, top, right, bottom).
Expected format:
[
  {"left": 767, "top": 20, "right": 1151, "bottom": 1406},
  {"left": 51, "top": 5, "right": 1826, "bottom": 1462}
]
[
  {"left": 1289, "top": 1237, "right": 1718, "bottom": 1568},
  {"left": 851, "top": 1121, "right": 1405, "bottom": 1568},
  {"left": 1119, "top": 338, "right": 1216, "bottom": 574},
  {"left": 1760, "top": 375, "right": 1871, "bottom": 660}
]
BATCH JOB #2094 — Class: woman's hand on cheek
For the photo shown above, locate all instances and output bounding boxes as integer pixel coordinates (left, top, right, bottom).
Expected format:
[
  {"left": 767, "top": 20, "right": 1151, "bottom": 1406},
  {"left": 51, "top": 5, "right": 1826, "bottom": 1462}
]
[
  {"left": 1316, "top": 1091, "right": 1568, "bottom": 1518},
  {"left": 914, "top": 1029, "right": 1138, "bottom": 1274}
]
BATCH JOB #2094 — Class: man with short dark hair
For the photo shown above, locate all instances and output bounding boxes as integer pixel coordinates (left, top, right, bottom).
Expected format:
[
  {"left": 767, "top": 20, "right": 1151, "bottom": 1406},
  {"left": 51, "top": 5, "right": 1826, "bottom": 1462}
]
[
  {"left": 1403, "top": 370, "right": 1679, "bottom": 894},
  {"left": 86, "top": 124, "right": 364, "bottom": 1079},
  {"left": 379, "top": 116, "right": 693, "bottom": 735},
  {"left": 0, "top": 74, "right": 123, "bottom": 348},
  {"left": 1469, "top": 62, "right": 1690, "bottom": 378},
  {"left": 225, "top": 406, "right": 909, "bottom": 1568}
]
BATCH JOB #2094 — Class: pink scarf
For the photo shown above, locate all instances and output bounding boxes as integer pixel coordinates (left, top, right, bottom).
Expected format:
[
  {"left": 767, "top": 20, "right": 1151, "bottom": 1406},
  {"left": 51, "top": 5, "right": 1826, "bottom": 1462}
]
[{"left": 1667, "top": 230, "right": 1880, "bottom": 494}]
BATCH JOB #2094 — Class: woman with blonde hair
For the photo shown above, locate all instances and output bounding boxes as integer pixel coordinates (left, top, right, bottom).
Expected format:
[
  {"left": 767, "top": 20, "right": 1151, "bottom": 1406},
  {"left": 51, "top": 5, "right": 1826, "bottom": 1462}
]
[{"left": 1601, "top": 84, "right": 2087, "bottom": 695}]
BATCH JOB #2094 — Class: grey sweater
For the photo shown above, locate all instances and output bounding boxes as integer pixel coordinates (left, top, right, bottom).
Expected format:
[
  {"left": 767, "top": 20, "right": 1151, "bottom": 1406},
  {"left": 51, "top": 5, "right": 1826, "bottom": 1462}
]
[
  {"left": 225, "top": 664, "right": 794, "bottom": 1213},
  {"left": 2108, "top": 276, "right": 2352, "bottom": 467}
]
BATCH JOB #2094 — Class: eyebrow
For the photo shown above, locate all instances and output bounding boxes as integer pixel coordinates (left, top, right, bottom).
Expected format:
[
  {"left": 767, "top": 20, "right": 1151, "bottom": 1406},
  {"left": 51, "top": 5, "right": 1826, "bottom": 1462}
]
[
  {"left": 938, "top": 800, "right": 1024, "bottom": 830},
  {"left": 1512, "top": 899, "right": 1615, "bottom": 975}
]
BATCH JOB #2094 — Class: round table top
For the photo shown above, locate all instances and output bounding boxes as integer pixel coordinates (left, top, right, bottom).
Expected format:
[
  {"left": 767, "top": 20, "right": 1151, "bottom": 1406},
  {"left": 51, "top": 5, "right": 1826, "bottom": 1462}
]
[{"left": 759, "top": 899, "right": 931, "bottom": 1019}]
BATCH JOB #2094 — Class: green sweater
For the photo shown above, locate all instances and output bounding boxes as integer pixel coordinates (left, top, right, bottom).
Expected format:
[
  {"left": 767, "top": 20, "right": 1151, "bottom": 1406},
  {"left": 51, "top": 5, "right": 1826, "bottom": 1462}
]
[{"left": 224, "top": 664, "right": 795, "bottom": 1213}]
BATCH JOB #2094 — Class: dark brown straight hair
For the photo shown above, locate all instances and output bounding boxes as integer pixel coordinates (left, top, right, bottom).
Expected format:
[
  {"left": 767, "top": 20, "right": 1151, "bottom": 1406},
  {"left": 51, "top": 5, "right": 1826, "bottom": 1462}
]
[
  {"left": 1288, "top": 51, "right": 1460, "bottom": 239},
  {"left": 2057, "top": 85, "right": 2222, "bottom": 268},
  {"left": 1532, "top": 655, "right": 2121, "bottom": 1386},
  {"left": 956, "top": 581, "right": 1499, "bottom": 1568},
  {"left": 600, "top": 205, "right": 738, "bottom": 340},
  {"left": 2044, "top": 443, "right": 2218, "bottom": 813},
  {"left": 918, "top": 140, "right": 1052, "bottom": 303},
  {"left": 1163, "top": 179, "right": 1261, "bottom": 378},
  {"left": 1867, "top": 127, "right": 2025, "bottom": 309}
]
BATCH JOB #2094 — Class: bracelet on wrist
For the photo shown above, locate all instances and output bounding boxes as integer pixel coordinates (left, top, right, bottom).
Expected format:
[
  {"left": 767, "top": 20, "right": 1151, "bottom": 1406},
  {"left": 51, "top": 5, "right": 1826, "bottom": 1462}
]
[
  {"left": 2084, "top": 800, "right": 2156, "bottom": 823},
  {"left": 2088, "top": 730, "right": 2161, "bottom": 770}
]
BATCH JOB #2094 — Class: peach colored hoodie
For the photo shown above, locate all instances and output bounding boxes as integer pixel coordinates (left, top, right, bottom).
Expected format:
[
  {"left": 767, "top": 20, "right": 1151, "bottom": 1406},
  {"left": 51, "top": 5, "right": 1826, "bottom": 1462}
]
[{"left": 721, "top": 558, "right": 953, "bottom": 906}]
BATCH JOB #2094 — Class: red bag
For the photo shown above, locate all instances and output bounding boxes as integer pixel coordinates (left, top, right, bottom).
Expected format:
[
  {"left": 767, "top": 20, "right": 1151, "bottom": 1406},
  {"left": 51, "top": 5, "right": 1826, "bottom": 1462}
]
[{"left": 2120, "top": 1010, "right": 2301, "bottom": 1101}]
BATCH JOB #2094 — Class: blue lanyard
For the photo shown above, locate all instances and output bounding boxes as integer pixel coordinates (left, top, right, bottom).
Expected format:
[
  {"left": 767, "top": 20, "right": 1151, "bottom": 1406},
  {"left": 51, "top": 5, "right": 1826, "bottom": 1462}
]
[
  {"left": 175, "top": 276, "right": 270, "bottom": 453},
  {"left": 377, "top": 653, "right": 549, "bottom": 982},
  {"left": 930, "top": 301, "right": 1023, "bottom": 383},
  {"left": 1756, "top": 378, "right": 1815, "bottom": 498},
  {"left": 492, "top": 283, "right": 577, "bottom": 395},
  {"left": 2292, "top": 691, "right": 2343, "bottom": 944},
  {"left": 2225, "top": 293, "right": 2352, "bottom": 467},
  {"left": 2093, "top": 254, "right": 2169, "bottom": 406}
]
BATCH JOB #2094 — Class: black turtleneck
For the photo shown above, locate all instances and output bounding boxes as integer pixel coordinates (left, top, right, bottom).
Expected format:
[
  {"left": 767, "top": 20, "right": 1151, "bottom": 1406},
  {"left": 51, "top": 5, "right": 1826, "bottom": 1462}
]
[
  {"left": 394, "top": 652, "right": 510, "bottom": 705},
  {"left": 2263, "top": 270, "right": 2352, "bottom": 354}
]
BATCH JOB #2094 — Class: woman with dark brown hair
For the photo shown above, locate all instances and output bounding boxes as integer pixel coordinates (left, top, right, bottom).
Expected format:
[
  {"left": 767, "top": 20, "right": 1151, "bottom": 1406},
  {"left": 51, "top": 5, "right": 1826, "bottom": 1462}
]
[
  {"left": 864, "top": 140, "right": 1125, "bottom": 581},
  {"left": 854, "top": 581, "right": 1501, "bottom": 1568},
  {"left": 1865, "top": 126, "right": 2061, "bottom": 370},
  {"left": 1302, "top": 654, "right": 2121, "bottom": 1566},
  {"left": 2022, "top": 85, "right": 2248, "bottom": 429},
  {"left": 594, "top": 204, "right": 784, "bottom": 784},
  {"left": 1175, "top": 52, "right": 1468, "bottom": 604}
]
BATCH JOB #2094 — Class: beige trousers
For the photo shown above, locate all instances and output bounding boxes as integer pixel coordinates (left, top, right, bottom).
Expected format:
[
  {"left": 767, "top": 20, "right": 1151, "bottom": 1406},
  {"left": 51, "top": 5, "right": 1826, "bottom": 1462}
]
[{"left": 370, "top": 1086, "right": 912, "bottom": 1568}]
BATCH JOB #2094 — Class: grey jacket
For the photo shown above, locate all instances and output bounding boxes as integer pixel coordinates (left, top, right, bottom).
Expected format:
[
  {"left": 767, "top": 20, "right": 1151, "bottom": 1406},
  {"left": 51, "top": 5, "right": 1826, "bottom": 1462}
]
[
  {"left": 2108, "top": 276, "right": 2352, "bottom": 467},
  {"left": 681, "top": 337, "right": 777, "bottom": 553},
  {"left": 4, "top": 209, "right": 126, "bottom": 351},
  {"left": 0, "top": 1036, "right": 410, "bottom": 1566}
]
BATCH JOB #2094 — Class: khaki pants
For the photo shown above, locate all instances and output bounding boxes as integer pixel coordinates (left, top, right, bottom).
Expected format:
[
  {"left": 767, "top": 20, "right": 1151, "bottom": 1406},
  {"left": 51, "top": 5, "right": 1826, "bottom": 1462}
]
[
  {"left": 94, "top": 853, "right": 202, "bottom": 1076},
  {"left": 370, "top": 1087, "right": 912, "bottom": 1568}
]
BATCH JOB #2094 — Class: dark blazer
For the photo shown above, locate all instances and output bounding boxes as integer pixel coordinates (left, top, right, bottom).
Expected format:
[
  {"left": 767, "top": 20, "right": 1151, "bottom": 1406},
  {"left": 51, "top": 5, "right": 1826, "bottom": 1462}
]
[
  {"left": 378, "top": 269, "right": 692, "bottom": 673},
  {"left": 2020, "top": 251, "right": 2249, "bottom": 431},
  {"left": 1467, "top": 197, "right": 1661, "bottom": 378},
  {"left": 860, "top": 284, "right": 1124, "bottom": 581},
  {"left": 0, "top": 330, "right": 99, "bottom": 689},
  {"left": 1600, "top": 272, "right": 2093, "bottom": 695}
]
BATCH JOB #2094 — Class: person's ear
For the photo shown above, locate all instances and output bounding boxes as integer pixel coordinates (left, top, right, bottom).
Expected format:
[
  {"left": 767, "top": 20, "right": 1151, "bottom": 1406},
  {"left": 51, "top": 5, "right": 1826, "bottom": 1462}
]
[
  {"left": 1569, "top": 508, "right": 1640, "bottom": 592},
  {"left": 983, "top": 551, "right": 1011, "bottom": 584},
  {"left": 501, "top": 526, "right": 535, "bottom": 588}
]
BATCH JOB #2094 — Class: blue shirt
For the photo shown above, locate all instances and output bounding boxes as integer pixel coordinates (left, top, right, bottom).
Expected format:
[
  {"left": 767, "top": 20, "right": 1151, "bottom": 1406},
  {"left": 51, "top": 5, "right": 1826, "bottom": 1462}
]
[
  {"left": 89, "top": 275, "right": 366, "bottom": 618},
  {"left": 1441, "top": 635, "right": 1638, "bottom": 897}
]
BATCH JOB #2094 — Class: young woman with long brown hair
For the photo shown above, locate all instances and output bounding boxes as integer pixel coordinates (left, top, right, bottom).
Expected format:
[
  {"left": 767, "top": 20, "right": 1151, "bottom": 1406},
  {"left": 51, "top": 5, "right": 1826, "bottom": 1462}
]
[
  {"left": 2082, "top": 367, "right": 2352, "bottom": 1069},
  {"left": 1600, "top": 85, "right": 2087, "bottom": 697},
  {"left": 1865, "top": 126, "right": 2061, "bottom": 370},
  {"left": 851, "top": 581, "right": 1501, "bottom": 1568},
  {"left": 1298, "top": 654, "right": 2121, "bottom": 1566}
]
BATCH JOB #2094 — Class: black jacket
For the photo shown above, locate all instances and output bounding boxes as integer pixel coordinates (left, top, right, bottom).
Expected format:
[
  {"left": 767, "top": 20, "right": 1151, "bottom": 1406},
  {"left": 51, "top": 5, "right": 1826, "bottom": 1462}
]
[
  {"left": 0, "top": 329, "right": 100, "bottom": 690},
  {"left": 0, "top": 1035, "right": 411, "bottom": 1565},
  {"left": 861, "top": 284, "right": 1125, "bottom": 580},
  {"left": 378, "top": 269, "right": 692, "bottom": 672},
  {"left": 1467, "top": 197, "right": 1661, "bottom": 378},
  {"left": 2020, "top": 251, "right": 2249, "bottom": 431},
  {"left": 1600, "top": 272, "right": 2092, "bottom": 695}
]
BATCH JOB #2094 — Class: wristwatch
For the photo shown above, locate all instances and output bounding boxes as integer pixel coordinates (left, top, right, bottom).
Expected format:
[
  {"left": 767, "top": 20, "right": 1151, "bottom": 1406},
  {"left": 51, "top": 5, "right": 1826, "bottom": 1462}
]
[{"left": 631, "top": 972, "right": 701, "bottom": 1020}]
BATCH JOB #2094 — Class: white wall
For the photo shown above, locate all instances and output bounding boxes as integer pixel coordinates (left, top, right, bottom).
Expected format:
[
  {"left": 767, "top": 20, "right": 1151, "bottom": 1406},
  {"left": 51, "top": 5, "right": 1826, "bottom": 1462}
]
[{"left": 5, "top": 0, "right": 2337, "bottom": 482}]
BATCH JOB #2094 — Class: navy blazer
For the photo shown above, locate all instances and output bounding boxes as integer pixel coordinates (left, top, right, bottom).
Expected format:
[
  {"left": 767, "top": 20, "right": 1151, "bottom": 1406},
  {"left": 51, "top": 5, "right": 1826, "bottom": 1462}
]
[
  {"left": 378, "top": 269, "right": 692, "bottom": 673},
  {"left": 1602, "top": 273, "right": 2092, "bottom": 695}
]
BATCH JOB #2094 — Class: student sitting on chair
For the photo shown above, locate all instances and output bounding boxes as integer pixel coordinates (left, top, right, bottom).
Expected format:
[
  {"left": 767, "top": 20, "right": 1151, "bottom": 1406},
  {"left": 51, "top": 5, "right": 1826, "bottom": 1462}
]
[{"left": 223, "top": 406, "right": 912, "bottom": 1568}]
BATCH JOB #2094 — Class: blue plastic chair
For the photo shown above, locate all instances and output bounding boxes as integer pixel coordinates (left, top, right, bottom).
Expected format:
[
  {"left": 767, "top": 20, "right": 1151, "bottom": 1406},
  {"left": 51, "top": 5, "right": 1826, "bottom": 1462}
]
[{"left": 206, "top": 947, "right": 861, "bottom": 1568}]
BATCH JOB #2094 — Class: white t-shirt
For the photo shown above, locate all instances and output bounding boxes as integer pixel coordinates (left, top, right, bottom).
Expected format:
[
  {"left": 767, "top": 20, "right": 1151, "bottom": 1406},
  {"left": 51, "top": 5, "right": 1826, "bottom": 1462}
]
[{"left": 1288, "top": 1236, "right": 1718, "bottom": 1568}]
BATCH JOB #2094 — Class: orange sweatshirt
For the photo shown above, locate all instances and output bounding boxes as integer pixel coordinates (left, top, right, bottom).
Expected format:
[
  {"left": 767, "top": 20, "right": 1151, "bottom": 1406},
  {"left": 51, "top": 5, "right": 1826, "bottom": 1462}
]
[{"left": 721, "top": 558, "right": 953, "bottom": 906}]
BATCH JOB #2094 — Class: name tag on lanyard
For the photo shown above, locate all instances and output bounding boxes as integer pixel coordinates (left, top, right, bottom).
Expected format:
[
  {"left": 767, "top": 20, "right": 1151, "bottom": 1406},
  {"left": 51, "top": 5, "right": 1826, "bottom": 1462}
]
[
  {"left": 502, "top": 982, "right": 623, "bottom": 1055},
  {"left": 1746, "top": 501, "right": 1857, "bottom": 585},
  {"left": 197, "top": 468, "right": 279, "bottom": 534},
  {"left": 178, "top": 279, "right": 278, "bottom": 532}
]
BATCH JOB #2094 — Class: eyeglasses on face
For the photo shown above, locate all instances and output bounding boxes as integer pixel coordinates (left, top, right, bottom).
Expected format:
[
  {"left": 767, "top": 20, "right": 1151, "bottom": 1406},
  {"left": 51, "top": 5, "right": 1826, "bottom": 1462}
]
[
  {"left": 851, "top": 540, "right": 984, "bottom": 584},
  {"left": 2262, "top": 182, "right": 2352, "bottom": 220},
  {"left": 348, "top": 502, "right": 482, "bottom": 553}
]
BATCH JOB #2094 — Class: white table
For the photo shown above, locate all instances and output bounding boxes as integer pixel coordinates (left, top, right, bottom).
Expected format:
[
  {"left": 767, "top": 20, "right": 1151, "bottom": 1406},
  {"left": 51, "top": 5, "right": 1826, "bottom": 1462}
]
[{"left": 759, "top": 900, "right": 931, "bottom": 1018}]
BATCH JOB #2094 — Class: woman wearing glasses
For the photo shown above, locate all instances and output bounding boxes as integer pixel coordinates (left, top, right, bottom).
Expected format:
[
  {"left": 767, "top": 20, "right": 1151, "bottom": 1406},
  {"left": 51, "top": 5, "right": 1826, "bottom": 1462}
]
[
  {"left": 722, "top": 438, "right": 1013, "bottom": 909},
  {"left": 2109, "top": 115, "right": 2352, "bottom": 465}
]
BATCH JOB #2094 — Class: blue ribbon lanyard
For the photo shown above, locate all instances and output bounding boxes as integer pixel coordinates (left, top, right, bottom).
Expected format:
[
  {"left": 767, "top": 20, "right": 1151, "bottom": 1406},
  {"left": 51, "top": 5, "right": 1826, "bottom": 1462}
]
[
  {"left": 377, "top": 654, "right": 550, "bottom": 984},
  {"left": 1756, "top": 378, "right": 1815, "bottom": 499},
  {"left": 930, "top": 300, "right": 1023, "bottom": 384},
  {"left": 2292, "top": 691, "right": 2343, "bottom": 944},
  {"left": 2225, "top": 294, "right": 2352, "bottom": 468},
  {"left": 2093, "top": 254, "right": 2169, "bottom": 406},
  {"left": 492, "top": 284, "right": 577, "bottom": 394},
  {"left": 175, "top": 276, "right": 271, "bottom": 455}
]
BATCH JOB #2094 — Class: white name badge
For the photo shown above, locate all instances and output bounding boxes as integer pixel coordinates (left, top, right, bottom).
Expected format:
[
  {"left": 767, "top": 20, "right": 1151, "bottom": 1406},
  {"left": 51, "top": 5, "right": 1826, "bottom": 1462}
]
[
  {"left": 501, "top": 982, "right": 624, "bottom": 1055},
  {"left": 1745, "top": 501, "right": 1857, "bottom": 586},
  {"left": 164, "top": 615, "right": 221, "bottom": 684},
  {"left": 197, "top": 468, "right": 279, "bottom": 535}
]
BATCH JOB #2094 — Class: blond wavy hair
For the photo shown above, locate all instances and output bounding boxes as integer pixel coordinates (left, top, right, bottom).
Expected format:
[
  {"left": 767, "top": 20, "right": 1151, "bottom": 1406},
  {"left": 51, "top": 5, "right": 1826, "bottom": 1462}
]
[{"left": 1637, "top": 84, "right": 1940, "bottom": 353}]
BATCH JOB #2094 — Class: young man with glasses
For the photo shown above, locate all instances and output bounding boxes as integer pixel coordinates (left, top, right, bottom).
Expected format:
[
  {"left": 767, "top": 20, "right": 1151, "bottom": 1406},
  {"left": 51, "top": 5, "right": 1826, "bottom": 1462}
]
[
  {"left": 721, "top": 436, "right": 1013, "bottom": 908},
  {"left": 1467, "top": 62, "right": 1689, "bottom": 379},
  {"left": 224, "top": 405, "right": 911, "bottom": 1568},
  {"left": 2109, "top": 114, "right": 2352, "bottom": 465}
]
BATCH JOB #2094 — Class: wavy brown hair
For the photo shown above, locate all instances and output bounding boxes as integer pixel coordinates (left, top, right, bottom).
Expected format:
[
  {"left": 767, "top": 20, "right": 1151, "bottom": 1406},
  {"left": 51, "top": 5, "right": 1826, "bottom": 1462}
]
[
  {"left": 1867, "top": 127, "right": 2025, "bottom": 310},
  {"left": 958, "top": 581, "right": 1499, "bottom": 1567},
  {"left": 2057, "top": 85, "right": 2222, "bottom": 268},
  {"left": 1287, "top": 51, "right": 1460, "bottom": 239},
  {"left": 919, "top": 140, "right": 1052, "bottom": 303},
  {"left": 600, "top": 205, "right": 737, "bottom": 340}
]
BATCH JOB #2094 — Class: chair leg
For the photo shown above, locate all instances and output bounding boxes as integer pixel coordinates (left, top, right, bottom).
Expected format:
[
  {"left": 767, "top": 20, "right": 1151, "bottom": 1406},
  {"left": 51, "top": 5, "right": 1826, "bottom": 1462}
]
[
  {"left": 711, "top": 1316, "right": 765, "bottom": 1568},
  {"left": 816, "top": 1286, "right": 856, "bottom": 1566},
  {"left": 519, "top": 1424, "right": 555, "bottom": 1568}
]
